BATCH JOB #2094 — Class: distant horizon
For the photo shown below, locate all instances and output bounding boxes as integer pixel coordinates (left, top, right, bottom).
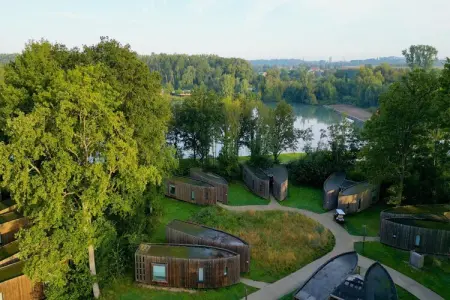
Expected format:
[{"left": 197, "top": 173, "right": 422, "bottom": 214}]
[{"left": 1, "top": 0, "right": 450, "bottom": 61}]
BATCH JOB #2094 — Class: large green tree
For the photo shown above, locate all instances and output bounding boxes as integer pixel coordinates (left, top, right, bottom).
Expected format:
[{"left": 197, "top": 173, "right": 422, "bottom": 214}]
[
  {"left": 267, "top": 101, "right": 298, "bottom": 163},
  {"left": 359, "top": 69, "right": 439, "bottom": 205},
  {"left": 0, "top": 40, "right": 172, "bottom": 299},
  {"left": 402, "top": 45, "right": 438, "bottom": 70}
]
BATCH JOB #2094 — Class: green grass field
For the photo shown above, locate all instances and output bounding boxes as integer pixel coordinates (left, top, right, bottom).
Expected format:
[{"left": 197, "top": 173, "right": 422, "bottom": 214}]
[
  {"left": 227, "top": 182, "right": 270, "bottom": 206},
  {"left": 150, "top": 197, "right": 202, "bottom": 242},
  {"left": 238, "top": 153, "right": 305, "bottom": 164},
  {"left": 191, "top": 207, "right": 334, "bottom": 283},
  {"left": 103, "top": 277, "right": 258, "bottom": 300},
  {"left": 354, "top": 242, "right": 449, "bottom": 299},
  {"left": 280, "top": 184, "right": 325, "bottom": 213},
  {"left": 343, "top": 203, "right": 390, "bottom": 236}
]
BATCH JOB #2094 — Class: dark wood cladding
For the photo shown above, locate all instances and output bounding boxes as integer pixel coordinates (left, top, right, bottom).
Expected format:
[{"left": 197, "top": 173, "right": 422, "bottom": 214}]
[
  {"left": 272, "top": 175, "right": 288, "bottom": 201},
  {"left": 190, "top": 169, "right": 229, "bottom": 204},
  {"left": 0, "top": 218, "right": 28, "bottom": 246},
  {"left": 380, "top": 218, "right": 450, "bottom": 255},
  {"left": 164, "top": 178, "right": 216, "bottom": 205},
  {"left": 242, "top": 165, "right": 270, "bottom": 199},
  {"left": 135, "top": 244, "right": 240, "bottom": 289},
  {"left": 166, "top": 220, "right": 251, "bottom": 272}
]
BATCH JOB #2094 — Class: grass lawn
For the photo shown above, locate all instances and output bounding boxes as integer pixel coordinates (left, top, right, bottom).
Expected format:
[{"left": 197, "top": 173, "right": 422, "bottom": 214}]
[
  {"left": 227, "top": 182, "right": 270, "bottom": 206},
  {"left": 343, "top": 203, "right": 390, "bottom": 236},
  {"left": 280, "top": 184, "right": 325, "bottom": 213},
  {"left": 354, "top": 241, "right": 450, "bottom": 299},
  {"left": 150, "top": 196, "right": 202, "bottom": 242},
  {"left": 396, "top": 285, "right": 419, "bottom": 300},
  {"left": 238, "top": 152, "right": 305, "bottom": 164},
  {"left": 0, "top": 241, "right": 19, "bottom": 261},
  {"left": 191, "top": 207, "right": 335, "bottom": 283},
  {"left": 103, "top": 277, "right": 258, "bottom": 300}
]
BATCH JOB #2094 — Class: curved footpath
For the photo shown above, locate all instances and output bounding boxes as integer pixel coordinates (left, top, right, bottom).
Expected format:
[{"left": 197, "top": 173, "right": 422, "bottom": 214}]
[{"left": 218, "top": 199, "right": 443, "bottom": 300}]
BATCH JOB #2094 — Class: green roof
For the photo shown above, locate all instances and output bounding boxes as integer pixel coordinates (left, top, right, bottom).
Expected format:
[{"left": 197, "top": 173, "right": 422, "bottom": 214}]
[
  {"left": 136, "top": 244, "right": 235, "bottom": 259},
  {"left": 171, "top": 176, "right": 213, "bottom": 187},
  {"left": 390, "top": 218, "right": 450, "bottom": 231},
  {"left": 0, "top": 261, "right": 24, "bottom": 283},
  {"left": 0, "top": 241, "right": 19, "bottom": 261},
  {"left": 0, "top": 212, "right": 21, "bottom": 224}
]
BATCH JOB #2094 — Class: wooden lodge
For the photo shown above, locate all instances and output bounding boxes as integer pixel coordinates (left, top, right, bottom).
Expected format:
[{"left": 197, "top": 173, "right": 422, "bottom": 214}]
[
  {"left": 166, "top": 219, "right": 250, "bottom": 272},
  {"left": 380, "top": 217, "right": 450, "bottom": 255},
  {"left": 323, "top": 172, "right": 379, "bottom": 214},
  {"left": 135, "top": 243, "right": 240, "bottom": 289},
  {"left": 242, "top": 164, "right": 288, "bottom": 201},
  {"left": 190, "top": 168, "right": 229, "bottom": 204},
  {"left": 164, "top": 176, "right": 217, "bottom": 205}
]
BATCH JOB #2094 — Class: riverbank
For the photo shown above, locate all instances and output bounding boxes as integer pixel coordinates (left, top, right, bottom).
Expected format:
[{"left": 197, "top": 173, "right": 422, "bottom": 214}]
[{"left": 324, "top": 104, "right": 373, "bottom": 122}]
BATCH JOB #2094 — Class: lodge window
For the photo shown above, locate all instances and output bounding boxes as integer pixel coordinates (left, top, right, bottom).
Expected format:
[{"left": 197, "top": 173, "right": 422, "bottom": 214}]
[
  {"left": 169, "top": 185, "right": 176, "bottom": 195},
  {"left": 415, "top": 235, "right": 421, "bottom": 247},
  {"left": 205, "top": 190, "right": 209, "bottom": 200},
  {"left": 152, "top": 263, "right": 167, "bottom": 282},
  {"left": 224, "top": 266, "right": 228, "bottom": 276},
  {"left": 252, "top": 180, "right": 255, "bottom": 190},
  {"left": 198, "top": 267, "right": 204, "bottom": 282},
  {"left": 259, "top": 182, "right": 264, "bottom": 193},
  {"left": 191, "top": 191, "right": 195, "bottom": 200},
  {"left": 357, "top": 198, "right": 361, "bottom": 210},
  {"left": 347, "top": 202, "right": 350, "bottom": 209}
]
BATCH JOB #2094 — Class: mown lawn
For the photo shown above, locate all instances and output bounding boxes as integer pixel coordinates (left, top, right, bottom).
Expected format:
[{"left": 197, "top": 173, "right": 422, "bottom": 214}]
[
  {"left": 343, "top": 203, "right": 390, "bottom": 236},
  {"left": 354, "top": 242, "right": 450, "bottom": 299},
  {"left": 191, "top": 207, "right": 335, "bottom": 283},
  {"left": 150, "top": 196, "right": 202, "bottom": 242},
  {"left": 103, "top": 277, "right": 257, "bottom": 300},
  {"left": 227, "top": 182, "right": 270, "bottom": 206},
  {"left": 238, "top": 153, "right": 305, "bottom": 164},
  {"left": 280, "top": 184, "right": 325, "bottom": 213}
]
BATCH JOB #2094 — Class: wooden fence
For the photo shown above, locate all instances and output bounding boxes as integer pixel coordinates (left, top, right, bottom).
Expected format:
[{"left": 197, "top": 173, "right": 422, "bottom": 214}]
[{"left": 0, "top": 218, "right": 28, "bottom": 246}]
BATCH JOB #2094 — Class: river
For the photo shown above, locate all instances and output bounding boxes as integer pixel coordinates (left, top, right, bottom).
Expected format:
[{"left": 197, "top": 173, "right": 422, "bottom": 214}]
[{"left": 181, "top": 103, "right": 343, "bottom": 158}]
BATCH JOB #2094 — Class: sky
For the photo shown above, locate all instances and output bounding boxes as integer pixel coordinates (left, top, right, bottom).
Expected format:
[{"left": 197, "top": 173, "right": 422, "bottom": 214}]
[{"left": 1, "top": 0, "right": 450, "bottom": 60}]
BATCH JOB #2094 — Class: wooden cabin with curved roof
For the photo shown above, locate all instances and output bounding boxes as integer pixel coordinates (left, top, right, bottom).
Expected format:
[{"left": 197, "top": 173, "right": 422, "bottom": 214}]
[
  {"left": 323, "top": 172, "right": 379, "bottom": 214},
  {"left": 135, "top": 243, "right": 240, "bottom": 289},
  {"left": 164, "top": 176, "right": 216, "bottom": 205},
  {"left": 190, "top": 168, "right": 229, "bottom": 204},
  {"left": 242, "top": 164, "right": 288, "bottom": 201},
  {"left": 166, "top": 219, "right": 250, "bottom": 272}
]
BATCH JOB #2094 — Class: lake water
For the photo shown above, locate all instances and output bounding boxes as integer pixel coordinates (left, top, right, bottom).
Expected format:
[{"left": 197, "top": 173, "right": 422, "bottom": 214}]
[{"left": 181, "top": 103, "right": 343, "bottom": 158}]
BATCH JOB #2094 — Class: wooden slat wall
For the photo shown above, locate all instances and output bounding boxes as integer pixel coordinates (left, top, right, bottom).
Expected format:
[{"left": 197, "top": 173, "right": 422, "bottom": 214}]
[
  {"left": 337, "top": 189, "right": 373, "bottom": 214},
  {"left": 164, "top": 179, "right": 217, "bottom": 205},
  {"left": 190, "top": 170, "right": 229, "bottom": 204},
  {"left": 323, "top": 188, "right": 339, "bottom": 211},
  {"left": 242, "top": 165, "right": 269, "bottom": 200},
  {"left": 273, "top": 179, "right": 288, "bottom": 201},
  {"left": 0, "top": 275, "right": 33, "bottom": 300},
  {"left": 166, "top": 226, "right": 251, "bottom": 273},
  {"left": 0, "top": 205, "right": 18, "bottom": 215},
  {"left": 136, "top": 253, "right": 240, "bottom": 288},
  {"left": 380, "top": 219, "right": 450, "bottom": 255},
  {"left": 0, "top": 218, "right": 28, "bottom": 246}
]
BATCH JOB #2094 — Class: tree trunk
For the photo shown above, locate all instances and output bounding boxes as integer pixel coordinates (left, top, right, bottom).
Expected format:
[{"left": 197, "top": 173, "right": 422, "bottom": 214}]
[{"left": 88, "top": 244, "right": 100, "bottom": 298}]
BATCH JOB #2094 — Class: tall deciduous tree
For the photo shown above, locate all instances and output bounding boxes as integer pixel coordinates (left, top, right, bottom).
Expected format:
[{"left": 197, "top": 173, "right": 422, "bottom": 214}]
[
  {"left": 359, "top": 69, "right": 439, "bottom": 205},
  {"left": 267, "top": 101, "right": 298, "bottom": 163},
  {"left": 402, "top": 45, "right": 438, "bottom": 70},
  {"left": 0, "top": 40, "right": 172, "bottom": 299}
]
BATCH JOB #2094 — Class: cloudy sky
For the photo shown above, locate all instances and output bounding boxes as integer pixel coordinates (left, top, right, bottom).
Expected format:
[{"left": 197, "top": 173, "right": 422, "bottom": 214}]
[{"left": 1, "top": 0, "right": 449, "bottom": 60}]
